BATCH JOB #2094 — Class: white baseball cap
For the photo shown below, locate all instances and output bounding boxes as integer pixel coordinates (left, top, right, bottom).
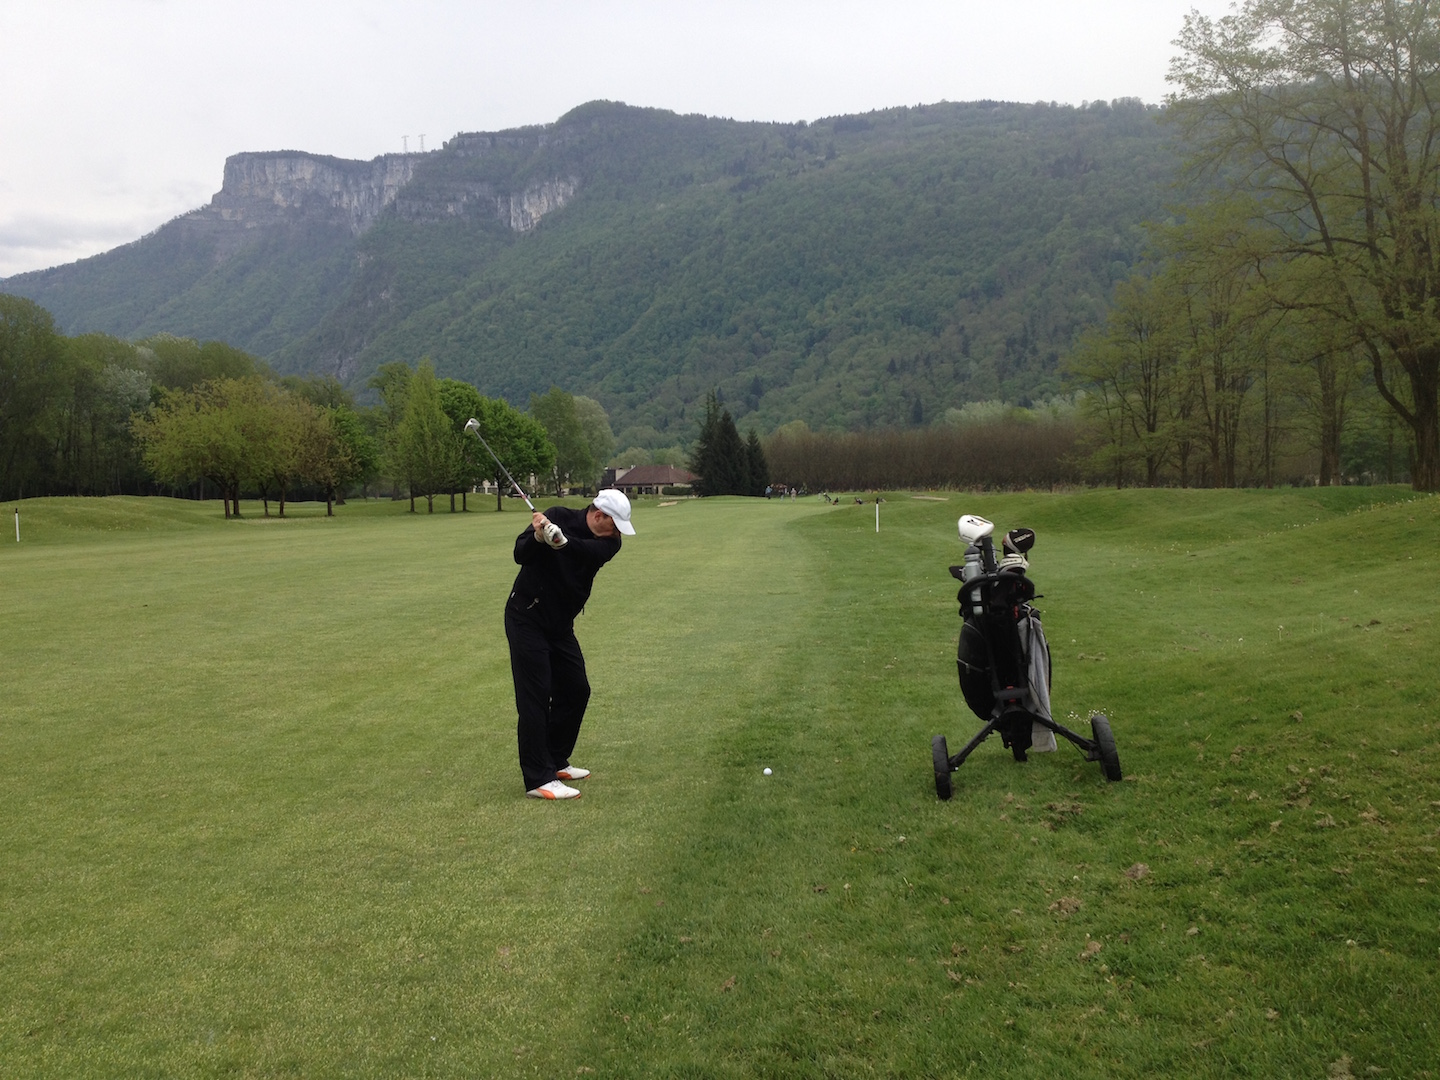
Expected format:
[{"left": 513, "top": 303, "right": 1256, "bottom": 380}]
[{"left": 593, "top": 489, "right": 635, "bottom": 535}]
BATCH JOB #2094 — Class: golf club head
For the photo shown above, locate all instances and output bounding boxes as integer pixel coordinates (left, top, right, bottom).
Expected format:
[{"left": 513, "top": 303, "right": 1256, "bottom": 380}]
[
  {"left": 957, "top": 515, "right": 995, "bottom": 544},
  {"left": 463, "top": 416, "right": 536, "bottom": 510},
  {"left": 1003, "top": 527, "right": 1035, "bottom": 556}
]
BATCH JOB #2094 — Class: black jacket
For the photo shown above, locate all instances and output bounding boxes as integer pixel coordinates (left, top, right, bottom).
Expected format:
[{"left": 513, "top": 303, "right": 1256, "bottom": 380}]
[{"left": 510, "top": 505, "right": 621, "bottom": 623}]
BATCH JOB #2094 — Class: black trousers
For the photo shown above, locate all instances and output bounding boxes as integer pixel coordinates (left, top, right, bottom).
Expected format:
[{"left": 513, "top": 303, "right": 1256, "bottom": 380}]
[{"left": 504, "top": 599, "right": 591, "bottom": 791}]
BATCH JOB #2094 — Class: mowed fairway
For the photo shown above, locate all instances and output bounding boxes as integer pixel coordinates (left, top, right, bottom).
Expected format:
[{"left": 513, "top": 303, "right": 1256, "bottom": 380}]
[{"left": 1, "top": 489, "right": 1437, "bottom": 1078}]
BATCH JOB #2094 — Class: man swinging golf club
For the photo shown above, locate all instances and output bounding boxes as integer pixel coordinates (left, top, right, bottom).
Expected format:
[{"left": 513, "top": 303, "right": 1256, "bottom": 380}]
[{"left": 505, "top": 487, "right": 635, "bottom": 799}]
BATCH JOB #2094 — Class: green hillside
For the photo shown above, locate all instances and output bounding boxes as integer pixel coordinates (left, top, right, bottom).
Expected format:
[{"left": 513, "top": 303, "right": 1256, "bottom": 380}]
[
  {"left": 5, "top": 220, "right": 359, "bottom": 363},
  {"left": 3, "top": 99, "right": 1180, "bottom": 448}
]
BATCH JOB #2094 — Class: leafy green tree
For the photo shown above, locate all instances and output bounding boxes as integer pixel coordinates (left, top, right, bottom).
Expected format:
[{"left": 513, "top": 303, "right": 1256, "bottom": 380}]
[
  {"left": 472, "top": 396, "right": 554, "bottom": 511},
  {"left": 1171, "top": 0, "right": 1440, "bottom": 490},
  {"left": 139, "top": 333, "right": 266, "bottom": 390},
  {"left": 1067, "top": 272, "right": 1185, "bottom": 487},
  {"left": 1296, "top": 339, "right": 1367, "bottom": 487},
  {"left": 529, "top": 387, "right": 596, "bottom": 496},
  {"left": 134, "top": 378, "right": 254, "bottom": 517},
  {"left": 94, "top": 362, "right": 154, "bottom": 491},
  {"left": 300, "top": 404, "right": 372, "bottom": 516},
  {"left": 334, "top": 405, "right": 379, "bottom": 501},
  {"left": 1167, "top": 228, "right": 1270, "bottom": 490},
  {"left": 394, "top": 360, "right": 456, "bottom": 512},
  {"left": 367, "top": 361, "right": 415, "bottom": 499},
  {"left": 0, "top": 295, "right": 66, "bottom": 500},
  {"left": 572, "top": 395, "right": 616, "bottom": 491},
  {"left": 281, "top": 373, "right": 354, "bottom": 410},
  {"left": 437, "top": 378, "right": 488, "bottom": 510},
  {"left": 133, "top": 376, "right": 317, "bottom": 517},
  {"left": 60, "top": 333, "right": 151, "bottom": 496},
  {"left": 367, "top": 362, "right": 413, "bottom": 427},
  {"left": 1344, "top": 389, "right": 1411, "bottom": 482},
  {"left": 255, "top": 386, "right": 313, "bottom": 517}
]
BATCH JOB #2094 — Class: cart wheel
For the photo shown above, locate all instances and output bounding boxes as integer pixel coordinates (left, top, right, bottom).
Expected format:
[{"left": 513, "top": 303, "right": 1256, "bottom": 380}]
[
  {"left": 931, "top": 734, "right": 953, "bottom": 800},
  {"left": 1091, "top": 714, "right": 1122, "bottom": 782}
]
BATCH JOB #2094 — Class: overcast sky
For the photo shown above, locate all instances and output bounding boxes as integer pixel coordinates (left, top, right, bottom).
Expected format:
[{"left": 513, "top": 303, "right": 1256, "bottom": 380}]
[{"left": 0, "top": 0, "right": 1229, "bottom": 280}]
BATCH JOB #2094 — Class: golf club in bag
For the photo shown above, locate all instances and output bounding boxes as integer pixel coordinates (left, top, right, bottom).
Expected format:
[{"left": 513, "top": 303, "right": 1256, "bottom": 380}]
[
  {"left": 931, "top": 515, "right": 1121, "bottom": 800},
  {"left": 464, "top": 417, "right": 535, "bottom": 511}
]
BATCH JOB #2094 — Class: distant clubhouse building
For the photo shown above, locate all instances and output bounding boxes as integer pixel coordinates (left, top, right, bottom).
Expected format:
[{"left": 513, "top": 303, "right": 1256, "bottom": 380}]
[{"left": 604, "top": 465, "right": 696, "bottom": 496}]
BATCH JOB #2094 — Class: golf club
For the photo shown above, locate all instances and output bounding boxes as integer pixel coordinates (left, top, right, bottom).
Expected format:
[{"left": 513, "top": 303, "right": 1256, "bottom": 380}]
[{"left": 464, "top": 417, "right": 536, "bottom": 511}]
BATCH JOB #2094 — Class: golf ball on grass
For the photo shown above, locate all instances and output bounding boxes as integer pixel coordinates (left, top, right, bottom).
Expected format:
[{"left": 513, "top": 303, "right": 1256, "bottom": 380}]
[{"left": 763, "top": 767, "right": 772, "bottom": 775}]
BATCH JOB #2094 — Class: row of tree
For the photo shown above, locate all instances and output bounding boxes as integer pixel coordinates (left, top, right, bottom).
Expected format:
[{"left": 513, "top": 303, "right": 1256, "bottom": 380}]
[
  {"left": 2, "top": 293, "right": 622, "bottom": 512},
  {"left": 1, "top": 295, "right": 280, "bottom": 502},
  {"left": 1075, "top": 0, "right": 1438, "bottom": 493},
  {"left": 365, "top": 359, "right": 553, "bottom": 513},
  {"left": 1065, "top": 243, "right": 1409, "bottom": 489},
  {"left": 132, "top": 359, "right": 624, "bottom": 516},
  {"left": 763, "top": 414, "right": 1081, "bottom": 492},
  {"left": 135, "top": 376, "right": 377, "bottom": 517},
  {"left": 364, "top": 362, "right": 619, "bottom": 512}
]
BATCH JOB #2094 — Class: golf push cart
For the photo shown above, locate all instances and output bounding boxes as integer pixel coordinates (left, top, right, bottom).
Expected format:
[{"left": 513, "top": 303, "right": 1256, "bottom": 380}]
[{"left": 931, "top": 515, "right": 1121, "bottom": 800}]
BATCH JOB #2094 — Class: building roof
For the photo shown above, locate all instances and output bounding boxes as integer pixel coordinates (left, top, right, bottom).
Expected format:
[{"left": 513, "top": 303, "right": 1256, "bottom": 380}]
[{"left": 615, "top": 465, "right": 697, "bottom": 486}]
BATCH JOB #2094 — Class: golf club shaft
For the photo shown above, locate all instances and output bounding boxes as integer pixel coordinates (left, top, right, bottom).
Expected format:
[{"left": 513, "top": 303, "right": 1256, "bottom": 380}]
[{"left": 465, "top": 421, "right": 536, "bottom": 511}]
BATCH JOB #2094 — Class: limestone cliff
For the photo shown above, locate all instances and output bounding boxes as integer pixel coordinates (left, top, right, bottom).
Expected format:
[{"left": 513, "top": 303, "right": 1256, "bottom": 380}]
[
  {"left": 392, "top": 174, "right": 579, "bottom": 232},
  {"left": 211, "top": 152, "right": 420, "bottom": 235},
  {"left": 506, "top": 178, "right": 579, "bottom": 232},
  {"left": 190, "top": 147, "right": 578, "bottom": 240}
]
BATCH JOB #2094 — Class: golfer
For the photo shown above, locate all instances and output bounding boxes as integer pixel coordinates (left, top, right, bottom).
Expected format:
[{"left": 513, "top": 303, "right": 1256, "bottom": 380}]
[{"left": 505, "top": 488, "right": 635, "bottom": 799}]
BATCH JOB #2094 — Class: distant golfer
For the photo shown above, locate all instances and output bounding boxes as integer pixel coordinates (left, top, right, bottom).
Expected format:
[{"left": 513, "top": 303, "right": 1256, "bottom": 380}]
[{"left": 505, "top": 488, "right": 635, "bottom": 799}]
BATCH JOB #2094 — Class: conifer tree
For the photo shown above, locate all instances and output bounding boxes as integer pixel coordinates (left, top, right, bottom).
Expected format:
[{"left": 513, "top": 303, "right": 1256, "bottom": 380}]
[
  {"left": 745, "top": 428, "right": 769, "bottom": 496},
  {"left": 689, "top": 390, "right": 751, "bottom": 495}
]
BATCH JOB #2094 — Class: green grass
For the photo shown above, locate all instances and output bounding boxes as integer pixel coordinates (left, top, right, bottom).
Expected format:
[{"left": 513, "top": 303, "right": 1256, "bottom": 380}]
[{"left": 1, "top": 489, "right": 1437, "bottom": 1078}]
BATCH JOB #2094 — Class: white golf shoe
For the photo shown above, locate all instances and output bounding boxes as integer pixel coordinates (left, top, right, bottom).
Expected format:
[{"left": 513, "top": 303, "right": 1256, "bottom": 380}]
[
  {"left": 526, "top": 780, "right": 581, "bottom": 800},
  {"left": 555, "top": 765, "right": 590, "bottom": 780}
]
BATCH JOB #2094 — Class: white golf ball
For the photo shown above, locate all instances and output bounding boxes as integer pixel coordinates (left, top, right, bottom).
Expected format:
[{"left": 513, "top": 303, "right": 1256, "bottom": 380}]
[{"left": 763, "top": 767, "right": 772, "bottom": 776}]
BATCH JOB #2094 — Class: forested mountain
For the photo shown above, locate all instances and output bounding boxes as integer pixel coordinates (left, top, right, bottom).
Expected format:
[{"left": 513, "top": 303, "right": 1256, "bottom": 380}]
[{"left": 3, "top": 99, "right": 1180, "bottom": 449}]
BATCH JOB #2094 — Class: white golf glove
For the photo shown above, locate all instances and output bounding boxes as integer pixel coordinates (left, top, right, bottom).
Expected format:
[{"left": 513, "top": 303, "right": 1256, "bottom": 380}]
[{"left": 542, "top": 522, "right": 567, "bottom": 549}]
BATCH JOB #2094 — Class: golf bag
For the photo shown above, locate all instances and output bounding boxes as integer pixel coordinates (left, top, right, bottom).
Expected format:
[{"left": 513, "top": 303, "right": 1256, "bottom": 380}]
[
  {"left": 931, "top": 517, "right": 1120, "bottom": 799},
  {"left": 955, "top": 560, "right": 1057, "bottom": 759}
]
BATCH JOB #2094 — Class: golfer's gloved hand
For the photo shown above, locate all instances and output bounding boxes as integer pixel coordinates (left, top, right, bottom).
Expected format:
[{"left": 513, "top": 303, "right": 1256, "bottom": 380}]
[{"left": 542, "top": 522, "right": 568, "bottom": 549}]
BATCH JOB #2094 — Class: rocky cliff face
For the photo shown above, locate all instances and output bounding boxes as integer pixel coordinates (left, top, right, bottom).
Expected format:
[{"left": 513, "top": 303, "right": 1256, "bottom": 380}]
[
  {"left": 191, "top": 147, "right": 578, "bottom": 240},
  {"left": 392, "top": 174, "right": 579, "bottom": 231},
  {"left": 506, "top": 178, "right": 578, "bottom": 232},
  {"left": 210, "top": 152, "right": 420, "bottom": 235}
]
